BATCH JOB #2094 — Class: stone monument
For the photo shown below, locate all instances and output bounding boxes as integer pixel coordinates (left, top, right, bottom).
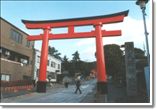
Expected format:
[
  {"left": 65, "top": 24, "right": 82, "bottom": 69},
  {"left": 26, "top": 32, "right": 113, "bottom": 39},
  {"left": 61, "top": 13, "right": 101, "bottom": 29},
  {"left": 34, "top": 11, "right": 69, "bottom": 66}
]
[{"left": 125, "top": 42, "right": 137, "bottom": 96}]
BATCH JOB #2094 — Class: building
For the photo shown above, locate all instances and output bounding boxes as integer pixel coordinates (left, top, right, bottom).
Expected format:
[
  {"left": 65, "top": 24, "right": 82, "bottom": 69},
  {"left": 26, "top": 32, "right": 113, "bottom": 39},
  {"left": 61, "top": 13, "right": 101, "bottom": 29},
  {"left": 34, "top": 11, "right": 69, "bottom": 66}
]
[
  {"left": 0, "top": 17, "right": 34, "bottom": 81},
  {"left": 33, "top": 49, "right": 62, "bottom": 82}
]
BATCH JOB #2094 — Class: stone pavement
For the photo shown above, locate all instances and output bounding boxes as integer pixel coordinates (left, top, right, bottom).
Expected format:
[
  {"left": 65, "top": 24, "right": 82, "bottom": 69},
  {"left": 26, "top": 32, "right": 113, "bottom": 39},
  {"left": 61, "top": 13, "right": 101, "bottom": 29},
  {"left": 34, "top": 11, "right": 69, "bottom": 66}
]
[
  {"left": 1, "top": 79, "right": 96, "bottom": 103},
  {"left": 1, "top": 79, "right": 147, "bottom": 103}
]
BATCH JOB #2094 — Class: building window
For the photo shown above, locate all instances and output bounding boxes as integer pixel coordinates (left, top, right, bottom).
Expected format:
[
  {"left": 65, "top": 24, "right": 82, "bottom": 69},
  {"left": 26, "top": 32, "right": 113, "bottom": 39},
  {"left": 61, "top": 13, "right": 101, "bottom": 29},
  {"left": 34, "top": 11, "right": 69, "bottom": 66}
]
[
  {"left": 36, "top": 69, "right": 39, "bottom": 77},
  {"left": 47, "top": 60, "right": 50, "bottom": 66},
  {"left": 0, "top": 47, "right": 2, "bottom": 54},
  {"left": 26, "top": 40, "right": 30, "bottom": 47},
  {"left": 51, "top": 61, "right": 53, "bottom": 67},
  {"left": 20, "top": 58, "right": 28, "bottom": 65},
  {"left": 58, "top": 64, "right": 60, "bottom": 69},
  {"left": 51, "top": 61, "right": 56, "bottom": 68},
  {"left": 1, "top": 74, "right": 10, "bottom": 81},
  {"left": 3, "top": 49, "right": 11, "bottom": 59},
  {"left": 10, "top": 29, "right": 23, "bottom": 44},
  {"left": 37, "top": 56, "right": 40, "bottom": 63},
  {"left": 54, "top": 62, "right": 56, "bottom": 68},
  {"left": 5, "top": 50, "right": 10, "bottom": 57}
]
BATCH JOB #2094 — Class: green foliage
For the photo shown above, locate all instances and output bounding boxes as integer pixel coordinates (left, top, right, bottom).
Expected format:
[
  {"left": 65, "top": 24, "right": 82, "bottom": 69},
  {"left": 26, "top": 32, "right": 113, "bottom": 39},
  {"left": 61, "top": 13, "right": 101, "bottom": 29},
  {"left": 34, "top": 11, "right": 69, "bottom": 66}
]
[
  {"left": 103, "top": 44, "right": 147, "bottom": 84},
  {"left": 48, "top": 46, "right": 61, "bottom": 60},
  {"left": 104, "top": 44, "right": 123, "bottom": 78},
  {"left": 62, "top": 55, "right": 69, "bottom": 71},
  {"left": 70, "top": 51, "right": 81, "bottom": 76},
  {"left": 62, "top": 51, "right": 96, "bottom": 78},
  {"left": 62, "top": 55, "right": 69, "bottom": 63},
  {"left": 79, "top": 61, "right": 96, "bottom": 77},
  {"left": 134, "top": 47, "right": 147, "bottom": 69},
  {"left": 72, "top": 51, "right": 80, "bottom": 62},
  {"left": 134, "top": 48, "right": 145, "bottom": 59}
]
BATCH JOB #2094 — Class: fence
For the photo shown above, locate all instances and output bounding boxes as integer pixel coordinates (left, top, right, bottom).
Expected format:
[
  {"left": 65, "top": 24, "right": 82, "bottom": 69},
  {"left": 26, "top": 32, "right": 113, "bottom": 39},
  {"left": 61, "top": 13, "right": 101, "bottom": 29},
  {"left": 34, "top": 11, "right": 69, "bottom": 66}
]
[{"left": 0, "top": 80, "right": 34, "bottom": 93}]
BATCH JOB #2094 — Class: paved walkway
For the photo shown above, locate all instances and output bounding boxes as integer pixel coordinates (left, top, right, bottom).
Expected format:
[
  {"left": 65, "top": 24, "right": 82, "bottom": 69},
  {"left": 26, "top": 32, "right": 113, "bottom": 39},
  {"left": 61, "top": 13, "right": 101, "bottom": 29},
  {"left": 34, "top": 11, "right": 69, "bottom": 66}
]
[
  {"left": 1, "top": 79, "right": 147, "bottom": 103},
  {"left": 1, "top": 79, "right": 96, "bottom": 103}
]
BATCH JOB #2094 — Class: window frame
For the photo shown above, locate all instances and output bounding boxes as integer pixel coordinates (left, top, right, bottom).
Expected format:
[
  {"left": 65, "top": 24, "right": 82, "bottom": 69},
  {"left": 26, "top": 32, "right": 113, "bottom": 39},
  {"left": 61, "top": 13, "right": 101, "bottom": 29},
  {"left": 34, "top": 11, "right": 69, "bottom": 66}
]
[
  {"left": 26, "top": 40, "right": 31, "bottom": 47},
  {"left": 1, "top": 74, "right": 11, "bottom": 81},
  {"left": 10, "top": 29, "right": 23, "bottom": 44}
]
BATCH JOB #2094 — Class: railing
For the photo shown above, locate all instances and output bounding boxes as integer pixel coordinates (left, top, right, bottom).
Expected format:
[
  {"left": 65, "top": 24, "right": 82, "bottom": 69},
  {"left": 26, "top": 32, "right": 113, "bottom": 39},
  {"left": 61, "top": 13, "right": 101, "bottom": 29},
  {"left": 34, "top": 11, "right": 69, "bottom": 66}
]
[{"left": 0, "top": 80, "right": 34, "bottom": 93}]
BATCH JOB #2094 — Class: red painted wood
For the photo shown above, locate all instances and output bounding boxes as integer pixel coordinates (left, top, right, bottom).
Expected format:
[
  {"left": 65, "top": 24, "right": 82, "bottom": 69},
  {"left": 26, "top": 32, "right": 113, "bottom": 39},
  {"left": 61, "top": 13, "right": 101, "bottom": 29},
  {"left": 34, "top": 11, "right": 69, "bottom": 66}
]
[
  {"left": 24, "top": 15, "right": 125, "bottom": 29},
  {"left": 27, "top": 30, "right": 121, "bottom": 41},
  {"left": 22, "top": 10, "right": 128, "bottom": 86},
  {"left": 68, "top": 26, "right": 74, "bottom": 34},
  {"left": 95, "top": 23, "right": 107, "bottom": 82},
  {"left": 38, "top": 28, "right": 50, "bottom": 81}
]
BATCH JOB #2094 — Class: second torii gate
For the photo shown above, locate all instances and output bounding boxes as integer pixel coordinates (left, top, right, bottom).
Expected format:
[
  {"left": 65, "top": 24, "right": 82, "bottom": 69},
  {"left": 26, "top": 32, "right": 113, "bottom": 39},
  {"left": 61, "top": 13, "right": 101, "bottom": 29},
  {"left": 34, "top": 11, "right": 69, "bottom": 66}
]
[{"left": 22, "top": 10, "right": 129, "bottom": 93}]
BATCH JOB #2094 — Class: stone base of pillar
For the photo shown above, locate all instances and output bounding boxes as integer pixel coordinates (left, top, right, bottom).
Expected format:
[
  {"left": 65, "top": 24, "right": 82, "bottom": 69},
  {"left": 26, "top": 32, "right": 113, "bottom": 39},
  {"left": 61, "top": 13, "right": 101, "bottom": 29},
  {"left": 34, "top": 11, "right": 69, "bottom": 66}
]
[
  {"left": 97, "top": 82, "right": 108, "bottom": 94},
  {"left": 95, "top": 94, "right": 108, "bottom": 103},
  {"left": 36, "top": 81, "right": 47, "bottom": 93}
]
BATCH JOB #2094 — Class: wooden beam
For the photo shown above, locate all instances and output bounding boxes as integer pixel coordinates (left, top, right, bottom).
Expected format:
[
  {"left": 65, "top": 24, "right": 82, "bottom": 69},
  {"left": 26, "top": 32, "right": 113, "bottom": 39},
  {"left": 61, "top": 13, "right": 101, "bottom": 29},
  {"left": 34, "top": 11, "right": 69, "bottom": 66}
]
[{"left": 27, "top": 30, "right": 121, "bottom": 41}]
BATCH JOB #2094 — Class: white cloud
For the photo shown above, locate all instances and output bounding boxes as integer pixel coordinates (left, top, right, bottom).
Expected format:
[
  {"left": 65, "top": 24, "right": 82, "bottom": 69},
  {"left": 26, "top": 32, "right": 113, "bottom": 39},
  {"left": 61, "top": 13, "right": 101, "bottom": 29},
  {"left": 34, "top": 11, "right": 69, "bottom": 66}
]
[
  {"left": 80, "top": 45, "right": 96, "bottom": 61},
  {"left": 76, "top": 16, "right": 152, "bottom": 61},
  {"left": 75, "top": 16, "right": 152, "bottom": 49},
  {"left": 75, "top": 38, "right": 95, "bottom": 46},
  {"left": 103, "top": 16, "right": 152, "bottom": 50}
]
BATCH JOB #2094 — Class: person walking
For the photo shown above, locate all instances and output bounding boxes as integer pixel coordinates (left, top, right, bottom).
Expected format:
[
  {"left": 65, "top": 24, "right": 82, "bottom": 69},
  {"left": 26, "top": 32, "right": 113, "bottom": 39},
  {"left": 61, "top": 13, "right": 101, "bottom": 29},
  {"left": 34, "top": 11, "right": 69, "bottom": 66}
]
[
  {"left": 63, "top": 76, "right": 70, "bottom": 88},
  {"left": 74, "top": 76, "right": 82, "bottom": 94}
]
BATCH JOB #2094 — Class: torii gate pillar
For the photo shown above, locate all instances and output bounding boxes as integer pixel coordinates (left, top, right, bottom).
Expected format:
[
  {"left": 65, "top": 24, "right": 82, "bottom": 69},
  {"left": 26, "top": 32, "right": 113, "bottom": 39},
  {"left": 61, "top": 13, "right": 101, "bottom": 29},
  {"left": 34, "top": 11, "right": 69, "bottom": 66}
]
[
  {"left": 36, "top": 28, "right": 50, "bottom": 92},
  {"left": 95, "top": 23, "right": 107, "bottom": 94}
]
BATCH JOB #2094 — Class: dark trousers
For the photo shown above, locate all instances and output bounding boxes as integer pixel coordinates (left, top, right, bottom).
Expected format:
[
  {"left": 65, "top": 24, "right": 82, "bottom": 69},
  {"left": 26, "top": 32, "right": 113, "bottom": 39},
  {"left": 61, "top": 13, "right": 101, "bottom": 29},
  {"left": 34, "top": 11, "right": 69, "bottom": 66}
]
[
  {"left": 65, "top": 82, "right": 68, "bottom": 88},
  {"left": 75, "top": 86, "right": 82, "bottom": 94}
]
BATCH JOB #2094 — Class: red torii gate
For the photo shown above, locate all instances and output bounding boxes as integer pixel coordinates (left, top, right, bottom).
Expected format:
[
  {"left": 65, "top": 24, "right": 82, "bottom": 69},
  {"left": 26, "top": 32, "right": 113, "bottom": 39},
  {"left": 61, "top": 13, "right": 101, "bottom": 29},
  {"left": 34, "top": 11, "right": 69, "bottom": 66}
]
[{"left": 22, "top": 10, "right": 129, "bottom": 93}]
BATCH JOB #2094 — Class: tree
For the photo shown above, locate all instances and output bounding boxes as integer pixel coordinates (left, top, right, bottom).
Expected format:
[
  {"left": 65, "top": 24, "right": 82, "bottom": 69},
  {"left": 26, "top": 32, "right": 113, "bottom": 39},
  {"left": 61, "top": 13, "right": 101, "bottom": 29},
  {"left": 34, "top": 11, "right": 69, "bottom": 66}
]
[
  {"left": 48, "top": 46, "right": 61, "bottom": 60},
  {"left": 79, "top": 61, "right": 96, "bottom": 77},
  {"left": 62, "top": 55, "right": 69, "bottom": 71},
  {"left": 103, "top": 44, "right": 124, "bottom": 82},
  {"left": 61, "top": 51, "right": 96, "bottom": 78},
  {"left": 134, "top": 48, "right": 145, "bottom": 59},
  {"left": 63, "top": 55, "right": 69, "bottom": 63},
  {"left": 68, "top": 51, "right": 81, "bottom": 76},
  {"left": 103, "top": 44, "right": 148, "bottom": 92},
  {"left": 72, "top": 51, "right": 80, "bottom": 62}
]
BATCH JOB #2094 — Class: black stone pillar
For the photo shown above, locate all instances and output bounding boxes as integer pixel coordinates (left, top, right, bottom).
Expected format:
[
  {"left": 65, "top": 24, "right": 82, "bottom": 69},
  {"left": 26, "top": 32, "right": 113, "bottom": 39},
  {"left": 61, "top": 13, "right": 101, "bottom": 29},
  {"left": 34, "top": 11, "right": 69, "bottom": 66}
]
[{"left": 36, "top": 81, "right": 47, "bottom": 93}]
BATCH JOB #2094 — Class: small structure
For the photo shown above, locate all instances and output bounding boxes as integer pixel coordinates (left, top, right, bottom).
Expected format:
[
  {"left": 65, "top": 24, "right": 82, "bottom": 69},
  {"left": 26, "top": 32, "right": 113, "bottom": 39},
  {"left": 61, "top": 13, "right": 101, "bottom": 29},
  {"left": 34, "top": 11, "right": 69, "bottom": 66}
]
[{"left": 33, "top": 49, "right": 61, "bottom": 83}]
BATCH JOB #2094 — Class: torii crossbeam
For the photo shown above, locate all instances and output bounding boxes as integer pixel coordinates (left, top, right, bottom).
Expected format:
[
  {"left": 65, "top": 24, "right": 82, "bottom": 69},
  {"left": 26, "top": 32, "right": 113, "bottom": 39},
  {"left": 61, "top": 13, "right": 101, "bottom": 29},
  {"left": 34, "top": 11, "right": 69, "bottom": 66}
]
[{"left": 22, "top": 10, "right": 129, "bottom": 93}]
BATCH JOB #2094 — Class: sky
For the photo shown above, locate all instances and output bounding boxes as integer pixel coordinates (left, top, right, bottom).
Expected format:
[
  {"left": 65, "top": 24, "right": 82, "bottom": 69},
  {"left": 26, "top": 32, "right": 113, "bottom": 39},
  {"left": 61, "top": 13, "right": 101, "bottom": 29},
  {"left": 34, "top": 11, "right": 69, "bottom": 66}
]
[{"left": 1, "top": 0, "right": 152, "bottom": 62}]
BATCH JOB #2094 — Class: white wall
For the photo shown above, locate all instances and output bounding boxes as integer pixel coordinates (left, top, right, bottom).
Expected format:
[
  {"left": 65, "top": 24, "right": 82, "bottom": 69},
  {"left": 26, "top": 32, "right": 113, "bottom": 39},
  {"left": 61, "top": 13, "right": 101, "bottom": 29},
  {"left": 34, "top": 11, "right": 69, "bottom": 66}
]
[{"left": 33, "top": 50, "right": 61, "bottom": 82}]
